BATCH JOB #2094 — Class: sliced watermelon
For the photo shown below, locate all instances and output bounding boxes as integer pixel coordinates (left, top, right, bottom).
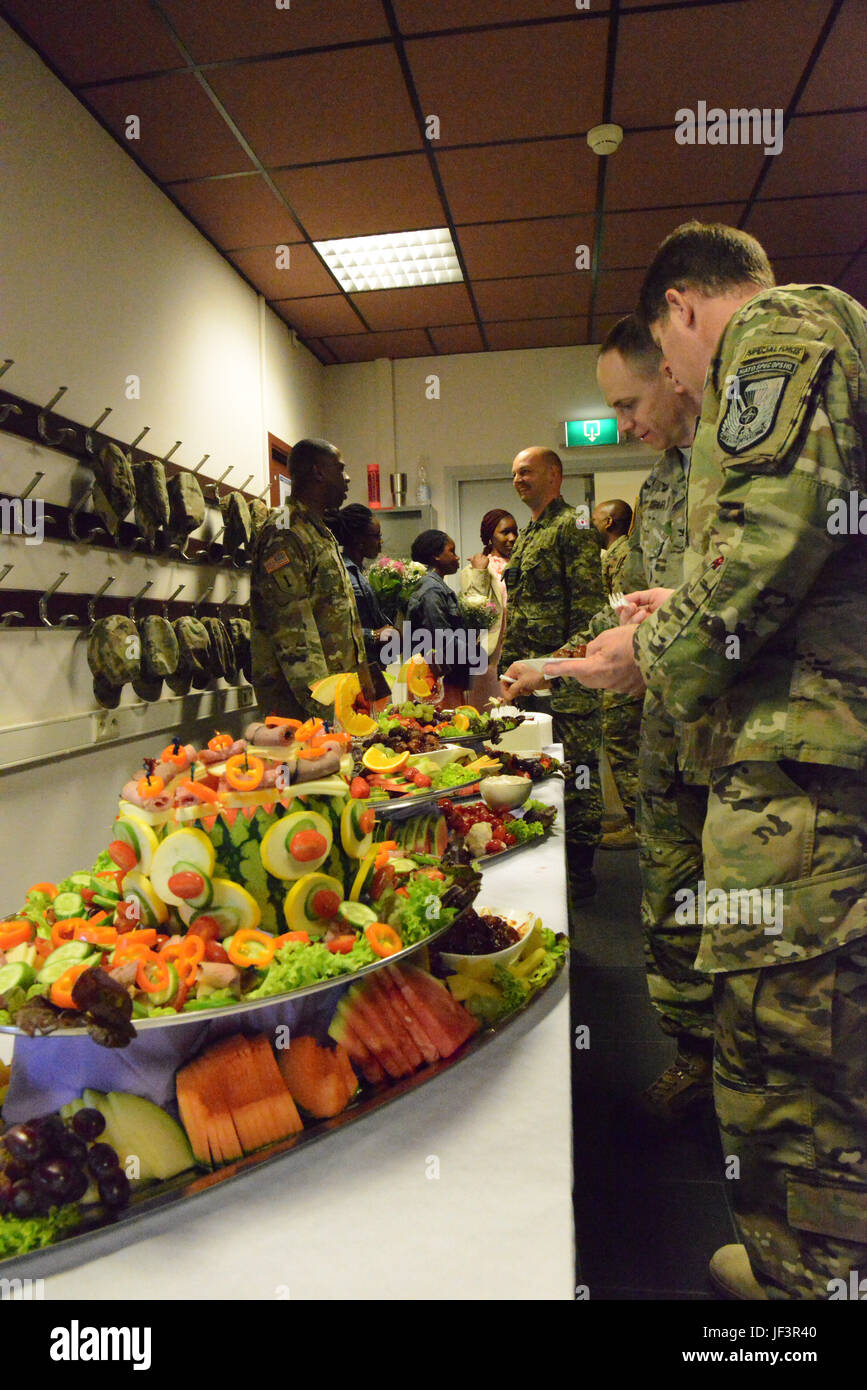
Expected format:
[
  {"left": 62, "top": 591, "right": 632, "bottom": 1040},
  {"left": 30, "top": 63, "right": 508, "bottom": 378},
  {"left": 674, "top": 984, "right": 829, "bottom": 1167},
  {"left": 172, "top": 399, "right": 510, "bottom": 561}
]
[
  {"left": 335, "top": 995, "right": 406, "bottom": 1080},
  {"left": 348, "top": 983, "right": 416, "bottom": 1076},
  {"left": 365, "top": 974, "right": 424, "bottom": 1070},
  {"left": 376, "top": 968, "right": 440, "bottom": 1065},
  {"left": 329, "top": 1010, "right": 386, "bottom": 1085},
  {"left": 388, "top": 963, "right": 478, "bottom": 1058}
]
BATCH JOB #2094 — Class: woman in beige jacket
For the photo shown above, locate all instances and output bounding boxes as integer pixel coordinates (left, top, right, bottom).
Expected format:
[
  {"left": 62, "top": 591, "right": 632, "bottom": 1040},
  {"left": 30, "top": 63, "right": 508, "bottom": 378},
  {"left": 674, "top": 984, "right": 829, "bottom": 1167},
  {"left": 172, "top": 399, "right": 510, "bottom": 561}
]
[{"left": 459, "top": 508, "right": 518, "bottom": 709}]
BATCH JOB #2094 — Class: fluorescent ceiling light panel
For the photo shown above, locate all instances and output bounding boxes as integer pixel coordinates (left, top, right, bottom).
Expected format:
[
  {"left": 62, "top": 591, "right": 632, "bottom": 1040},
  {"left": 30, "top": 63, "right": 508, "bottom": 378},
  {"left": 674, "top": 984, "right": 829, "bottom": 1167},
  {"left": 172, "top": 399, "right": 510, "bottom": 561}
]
[{"left": 315, "top": 228, "right": 464, "bottom": 292}]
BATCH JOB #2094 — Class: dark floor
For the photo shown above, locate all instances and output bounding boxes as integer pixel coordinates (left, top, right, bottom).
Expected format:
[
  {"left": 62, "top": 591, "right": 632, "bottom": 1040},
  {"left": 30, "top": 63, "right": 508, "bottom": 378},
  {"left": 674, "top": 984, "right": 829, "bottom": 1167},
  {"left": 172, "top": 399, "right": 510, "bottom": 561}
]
[{"left": 569, "top": 845, "right": 739, "bottom": 1300}]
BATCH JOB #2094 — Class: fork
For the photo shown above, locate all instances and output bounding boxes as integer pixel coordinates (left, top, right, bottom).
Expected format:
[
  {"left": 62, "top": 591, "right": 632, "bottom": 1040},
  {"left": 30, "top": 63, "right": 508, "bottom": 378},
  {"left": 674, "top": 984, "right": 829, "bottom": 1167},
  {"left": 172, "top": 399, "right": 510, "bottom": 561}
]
[{"left": 609, "top": 590, "right": 628, "bottom": 611}]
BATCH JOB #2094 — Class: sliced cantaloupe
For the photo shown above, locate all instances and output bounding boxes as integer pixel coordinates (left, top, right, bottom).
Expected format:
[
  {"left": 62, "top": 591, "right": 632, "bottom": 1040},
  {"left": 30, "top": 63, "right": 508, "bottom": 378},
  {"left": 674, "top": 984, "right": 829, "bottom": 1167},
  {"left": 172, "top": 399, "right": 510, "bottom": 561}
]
[
  {"left": 276, "top": 1036, "right": 358, "bottom": 1118},
  {"left": 149, "top": 827, "right": 216, "bottom": 906}
]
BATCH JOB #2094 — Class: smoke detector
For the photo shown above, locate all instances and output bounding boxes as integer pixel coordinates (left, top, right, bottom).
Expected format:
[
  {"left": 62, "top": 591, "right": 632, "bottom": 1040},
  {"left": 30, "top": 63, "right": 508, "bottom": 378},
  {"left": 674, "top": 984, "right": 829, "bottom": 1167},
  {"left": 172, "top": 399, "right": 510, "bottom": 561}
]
[{"left": 587, "top": 123, "right": 623, "bottom": 156}]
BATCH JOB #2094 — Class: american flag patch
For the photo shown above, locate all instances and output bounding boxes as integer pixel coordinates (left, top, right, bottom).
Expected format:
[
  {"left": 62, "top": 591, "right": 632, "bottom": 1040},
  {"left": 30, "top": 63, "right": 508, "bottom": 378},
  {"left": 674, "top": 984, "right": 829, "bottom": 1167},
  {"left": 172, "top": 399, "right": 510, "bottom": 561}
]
[{"left": 264, "top": 549, "right": 290, "bottom": 574}]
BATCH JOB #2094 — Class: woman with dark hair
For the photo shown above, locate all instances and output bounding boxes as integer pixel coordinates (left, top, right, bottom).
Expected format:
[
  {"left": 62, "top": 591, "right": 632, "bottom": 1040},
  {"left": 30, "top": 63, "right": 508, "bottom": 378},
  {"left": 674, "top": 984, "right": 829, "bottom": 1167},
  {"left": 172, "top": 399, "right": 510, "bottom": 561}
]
[
  {"left": 406, "top": 530, "right": 486, "bottom": 707},
  {"left": 330, "top": 504, "right": 398, "bottom": 682},
  {"left": 459, "top": 509, "right": 518, "bottom": 708}
]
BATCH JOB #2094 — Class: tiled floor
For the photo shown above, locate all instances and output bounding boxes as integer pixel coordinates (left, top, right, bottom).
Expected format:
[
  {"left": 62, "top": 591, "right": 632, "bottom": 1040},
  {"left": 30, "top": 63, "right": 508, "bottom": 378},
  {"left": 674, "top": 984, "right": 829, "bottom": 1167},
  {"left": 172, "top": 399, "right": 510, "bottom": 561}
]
[{"left": 569, "top": 846, "right": 739, "bottom": 1300}]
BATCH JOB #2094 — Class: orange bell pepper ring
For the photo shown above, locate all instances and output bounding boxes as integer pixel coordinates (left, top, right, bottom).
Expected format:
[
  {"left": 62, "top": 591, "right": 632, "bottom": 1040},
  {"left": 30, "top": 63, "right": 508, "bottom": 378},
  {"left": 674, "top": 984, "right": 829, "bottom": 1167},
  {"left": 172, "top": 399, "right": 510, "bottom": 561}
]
[
  {"left": 273, "top": 930, "right": 310, "bottom": 948},
  {"left": 160, "top": 935, "right": 205, "bottom": 970},
  {"left": 136, "top": 952, "right": 172, "bottom": 994},
  {"left": 296, "top": 746, "right": 328, "bottom": 761},
  {"left": 226, "top": 929, "right": 276, "bottom": 969},
  {"left": 224, "top": 753, "right": 265, "bottom": 792},
  {"left": 365, "top": 921, "right": 403, "bottom": 958},
  {"left": 137, "top": 774, "right": 165, "bottom": 800},
  {"left": 178, "top": 778, "right": 221, "bottom": 804},
  {"left": 50, "top": 962, "right": 92, "bottom": 1011},
  {"left": 161, "top": 740, "right": 190, "bottom": 767},
  {"left": 28, "top": 882, "right": 58, "bottom": 900},
  {"left": 51, "top": 917, "right": 86, "bottom": 950},
  {"left": 0, "top": 919, "right": 34, "bottom": 951},
  {"left": 207, "top": 732, "right": 234, "bottom": 753},
  {"left": 265, "top": 716, "right": 302, "bottom": 729},
  {"left": 295, "top": 718, "right": 324, "bottom": 742},
  {"left": 74, "top": 924, "right": 118, "bottom": 948}
]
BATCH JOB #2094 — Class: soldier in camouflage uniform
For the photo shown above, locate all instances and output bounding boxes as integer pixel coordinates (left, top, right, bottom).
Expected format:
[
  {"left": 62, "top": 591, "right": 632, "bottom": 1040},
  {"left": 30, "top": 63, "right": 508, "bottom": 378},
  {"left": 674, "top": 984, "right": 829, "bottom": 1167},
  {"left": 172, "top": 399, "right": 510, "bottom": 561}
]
[
  {"left": 249, "top": 438, "right": 368, "bottom": 722},
  {"left": 592, "top": 499, "right": 642, "bottom": 827},
  {"left": 500, "top": 447, "right": 606, "bottom": 901},
  {"left": 575, "top": 223, "right": 867, "bottom": 1299}
]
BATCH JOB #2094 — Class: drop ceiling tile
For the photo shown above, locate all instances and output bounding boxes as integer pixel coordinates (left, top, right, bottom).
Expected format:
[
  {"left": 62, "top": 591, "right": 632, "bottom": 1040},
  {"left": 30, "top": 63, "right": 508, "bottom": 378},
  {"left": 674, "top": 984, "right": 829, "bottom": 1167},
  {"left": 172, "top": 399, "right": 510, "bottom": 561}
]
[
  {"left": 475, "top": 274, "right": 591, "bottom": 320},
  {"left": 485, "top": 317, "right": 590, "bottom": 350},
  {"left": 170, "top": 174, "right": 303, "bottom": 248},
  {"left": 323, "top": 329, "right": 434, "bottom": 362},
  {"left": 440, "top": 139, "right": 597, "bottom": 223},
  {"left": 605, "top": 129, "right": 765, "bottom": 210},
  {"left": 273, "top": 155, "right": 444, "bottom": 240},
  {"left": 3, "top": 0, "right": 185, "bottom": 84},
  {"left": 272, "top": 296, "right": 367, "bottom": 337},
  {"left": 428, "top": 323, "right": 486, "bottom": 354},
  {"left": 771, "top": 254, "right": 851, "bottom": 285},
  {"left": 84, "top": 72, "right": 254, "bottom": 180},
  {"left": 613, "top": 0, "right": 831, "bottom": 129},
  {"left": 406, "top": 21, "right": 608, "bottom": 146},
  {"left": 228, "top": 243, "right": 338, "bottom": 299},
  {"left": 837, "top": 256, "right": 867, "bottom": 305},
  {"left": 207, "top": 48, "right": 421, "bottom": 166},
  {"left": 593, "top": 268, "right": 646, "bottom": 315},
  {"left": 160, "top": 0, "right": 390, "bottom": 63},
  {"left": 798, "top": 0, "right": 867, "bottom": 112},
  {"left": 602, "top": 203, "right": 745, "bottom": 269},
  {"left": 743, "top": 194, "right": 867, "bottom": 258},
  {"left": 348, "top": 284, "right": 475, "bottom": 332},
  {"left": 459, "top": 215, "right": 596, "bottom": 280},
  {"left": 394, "top": 0, "right": 609, "bottom": 31},
  {"left": 760, "top": 113, "right": 867, "bottom": 197}
]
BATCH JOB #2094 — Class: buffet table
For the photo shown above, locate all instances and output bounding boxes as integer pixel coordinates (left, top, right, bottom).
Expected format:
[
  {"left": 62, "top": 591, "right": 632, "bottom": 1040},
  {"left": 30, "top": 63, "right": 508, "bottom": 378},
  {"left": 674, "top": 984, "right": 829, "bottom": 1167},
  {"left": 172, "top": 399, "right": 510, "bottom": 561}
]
[{"left": 2, "top": 774, "right": 571, "bottom": 1300}]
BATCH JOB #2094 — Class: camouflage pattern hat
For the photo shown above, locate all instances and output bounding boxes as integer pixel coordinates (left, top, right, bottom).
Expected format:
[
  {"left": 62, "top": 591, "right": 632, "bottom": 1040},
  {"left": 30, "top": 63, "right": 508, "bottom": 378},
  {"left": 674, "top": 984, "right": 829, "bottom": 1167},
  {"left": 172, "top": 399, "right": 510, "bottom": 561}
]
[
  {"left": 249, "top": 497, "right": 270, "bottom": 538},
  {"left": 201, "top": 616, "right": 234, "bottom": 680},
  {"left": 167, "top": 471, "right": 206, "bottom": 538},
  {"left": 139, "top": 614, "right": 179, "bottom": 679},
  {"left": 92, "top": 443, "right": 136, "bottom": 538},
  {"left": 164, "top": 666, "right": 192, "bottom": 697},
  {"left": 133, "top": 459, "right": 171, "bottom": 539},
  {"left": 172, "top": 616, "right": 211, "bottom": 679},
  {"left": 87, "top": 614, "right": 141, "bottom": 708},
  {"left": 132, "top": 673, "right": 164, "bottom": 702},
  {"left": 220, "top": 492, "right": 252, "bottom": 554},
  {"left": 226, "top": 616, "right": 251, "bottom": 680}
]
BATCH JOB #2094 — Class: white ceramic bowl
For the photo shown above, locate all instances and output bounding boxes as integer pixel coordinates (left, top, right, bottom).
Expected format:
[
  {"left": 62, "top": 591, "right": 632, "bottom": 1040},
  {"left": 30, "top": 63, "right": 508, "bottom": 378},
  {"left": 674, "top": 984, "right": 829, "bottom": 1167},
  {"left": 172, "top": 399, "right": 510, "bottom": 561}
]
[
  {"left": 479, "top": 774, "right": 532, "bottom": 811},
  {"left": 439, "top": 906, "right": 536, "bottom": 972}
]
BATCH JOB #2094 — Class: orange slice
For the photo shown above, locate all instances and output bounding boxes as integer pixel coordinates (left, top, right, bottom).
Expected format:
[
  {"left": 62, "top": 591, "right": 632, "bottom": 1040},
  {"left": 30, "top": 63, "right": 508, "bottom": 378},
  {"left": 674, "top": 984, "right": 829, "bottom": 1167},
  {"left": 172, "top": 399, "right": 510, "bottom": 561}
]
[{"left": 361, "top": 745, "right": 410, "bottom": 774}]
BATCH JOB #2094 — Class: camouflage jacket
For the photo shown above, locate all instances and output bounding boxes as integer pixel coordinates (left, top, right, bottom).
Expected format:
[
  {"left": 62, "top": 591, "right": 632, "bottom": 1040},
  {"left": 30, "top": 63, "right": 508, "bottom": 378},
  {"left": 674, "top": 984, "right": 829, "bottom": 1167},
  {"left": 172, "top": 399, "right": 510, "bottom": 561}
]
[
  {"left": 600, "top": 533, "right": 631, "bottom": 597},
  {"left": 501, "top": 496, "right": 605, "bottom": 715},
  {"left": 249, "top": 499, "right": 366, "bottom": 720},
  {"left": 634, "top": 284, "right": 867, "bottom": 773}
]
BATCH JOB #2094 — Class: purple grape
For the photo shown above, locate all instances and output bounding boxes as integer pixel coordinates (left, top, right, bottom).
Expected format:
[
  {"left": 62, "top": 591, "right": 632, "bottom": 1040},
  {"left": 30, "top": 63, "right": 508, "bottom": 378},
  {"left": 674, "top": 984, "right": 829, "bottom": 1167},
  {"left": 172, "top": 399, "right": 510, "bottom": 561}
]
[
  {"left": 71, "top": 1108, "right": 106, "bottom": 1141},
  {"left": 2, "top": 1158, "right": 30, "bottom": 1183},
  {"left": 34, "top": 1114, "right": 66, "bottom": 1150},
  {"left": 9, "top": 1181, "right": 38, "bottom": 1217},
  {"left": 86, "top": 1142, "right": 120, "bottom": 1179},
  {"left": 33, "top": 1158, "right": 75, "bottom": 1202},
  {"left": 3, "top": 1124, "right": 46, "bottom": 1165},
  {"left": 54, "top": 1130, "right": 88, "bottom": 1164},
  {"left": 98, "top": 1170, "right": 130, "bottom": 1209},
  {"left": 64, "top": 1167, "right": 90, "bottom": 1203}
]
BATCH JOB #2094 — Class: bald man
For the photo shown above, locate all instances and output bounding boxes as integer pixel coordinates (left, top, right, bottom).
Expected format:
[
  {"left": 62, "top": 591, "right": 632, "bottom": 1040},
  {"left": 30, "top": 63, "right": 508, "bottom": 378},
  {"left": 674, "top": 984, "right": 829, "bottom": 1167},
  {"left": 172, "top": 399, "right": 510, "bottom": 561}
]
[{"left": 501, "top": 447, "right": 606, "bottom": 903}]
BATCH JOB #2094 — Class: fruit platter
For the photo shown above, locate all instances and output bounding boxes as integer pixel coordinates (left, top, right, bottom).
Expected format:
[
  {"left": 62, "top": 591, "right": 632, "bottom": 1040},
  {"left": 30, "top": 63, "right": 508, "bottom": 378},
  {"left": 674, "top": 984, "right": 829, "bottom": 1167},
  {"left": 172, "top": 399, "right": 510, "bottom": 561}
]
[
  {"left": 372, "top": 699, "right": 527, "bottom": 752},
  {"left": 0, "top": 720, "right": 485, "bottom": 1044},
  {"left": 437, "top": 797, "right": 559, "bottom": 867},
  {"left": 0, "top": 918, "right": 567, "bottom": 1269},
  {"left": 346, "top": 742, "right": 502, "bottom": 820}
]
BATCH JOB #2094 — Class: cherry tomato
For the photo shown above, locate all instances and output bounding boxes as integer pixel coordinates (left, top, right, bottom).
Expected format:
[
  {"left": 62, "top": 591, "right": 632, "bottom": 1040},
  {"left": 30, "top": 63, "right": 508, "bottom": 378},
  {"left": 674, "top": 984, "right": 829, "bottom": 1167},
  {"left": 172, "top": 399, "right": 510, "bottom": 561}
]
[
  {"left": 108, "top": 840, "right": 138, "bottom": 873},
  {"left": 203, "top": 939, "right": 230, "bottom": 963},
  {"left": 167, "top": 871, "right": 206, "bottom": 900},
  {"left": 311, "top": 889, "right": 341, "bottom": 919},
  {"left": 114, "top": 900, "right": 142, "bottom": 933},
  {"left": 187, "top": 915, "right": 220, "bottom": 942},
  {"left": 289, "top": 830, "right": 328, "bottom": 862},
  {"left": 349, "top": 777, "right": 370, "bottom": 800}
]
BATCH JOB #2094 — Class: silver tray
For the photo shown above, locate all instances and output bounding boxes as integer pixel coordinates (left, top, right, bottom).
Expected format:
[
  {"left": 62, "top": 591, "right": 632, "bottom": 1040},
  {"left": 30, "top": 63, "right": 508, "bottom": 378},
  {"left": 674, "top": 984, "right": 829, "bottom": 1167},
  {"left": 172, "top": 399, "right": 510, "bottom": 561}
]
[
  {"left": 371, "top": 775, "right": 483, "bottom": 821},
  {"left": 0, "top": 916, "right": 461, "bottom": 1038},
  {"left": 0, "top": 945, "right": 567, "bottom": 1277}
]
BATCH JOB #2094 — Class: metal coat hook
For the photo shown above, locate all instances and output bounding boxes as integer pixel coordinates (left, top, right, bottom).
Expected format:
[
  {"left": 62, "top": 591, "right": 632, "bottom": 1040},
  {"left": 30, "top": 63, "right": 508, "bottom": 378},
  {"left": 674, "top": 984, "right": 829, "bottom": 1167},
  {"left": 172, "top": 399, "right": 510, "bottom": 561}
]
[
  {"left": 85, "top": 407, "right": 112, "bottom": 455},
  {"left": 87, "top": 575, "right": 116, "bottom": 624},
  {"left": 69, "top": 480, "right": 110, "bottom": 544},
  {"left": 191, "top": 581, "right": 215, "bottom": 617},
  {"left": 130, "top": 426, "right": 150, "bottom": 451},
  {"left": 0, "top": 401, "right": 22, "bottom": 426},
  {"left": 0, "top": 563, "right": 24, "bottom": 627},
  {"left": 39, "top": 572, "right": 78, "bottom": 628},
  {"left": 163, "top": 441, "right": 181, "bottom": 464},
  {"left": 37, "top": 387, "right": 76, "bottom": 448},
  {"left": 19, "top": 471, "right": 45, "bottom": 501},
  {"left": 236, "top": 474, "right": 254, "bottom": 493},
  {"left": 203, "top": 466, "right": 232, "bottom": 502},
  {"left": 192, "top": 454, "right": 210, "bottom": 475},
  {"left": 128, "top": 580, "right": 153, "bottom": 622},
  {"left": 257, "top": 483, "right": 271, "bottom": 501},
  {"left": 162, "top": 583, "right": 186, "bottom": 618},
  {"left": 0, "top": 360, "right": 14, "bottom": 381}
]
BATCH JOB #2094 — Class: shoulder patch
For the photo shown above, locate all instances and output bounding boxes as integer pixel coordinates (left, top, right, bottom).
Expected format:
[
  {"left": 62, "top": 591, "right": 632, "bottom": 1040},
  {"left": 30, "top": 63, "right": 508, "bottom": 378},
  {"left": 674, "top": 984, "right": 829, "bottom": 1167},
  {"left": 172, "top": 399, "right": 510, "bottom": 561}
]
[
  {"left": 718, "top": 348, "right": 804, "bottom": 456},
  {"left": 264, "top": 549, "right": 291, "bottom": 574}
]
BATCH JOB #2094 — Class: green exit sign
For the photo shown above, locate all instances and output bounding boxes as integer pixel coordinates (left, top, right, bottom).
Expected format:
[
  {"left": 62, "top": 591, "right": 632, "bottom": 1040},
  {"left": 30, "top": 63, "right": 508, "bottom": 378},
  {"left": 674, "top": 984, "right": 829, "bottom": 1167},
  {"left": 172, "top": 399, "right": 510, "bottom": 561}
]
[{"left": 564, "top": 418, "right": 619, "bottom": 447}]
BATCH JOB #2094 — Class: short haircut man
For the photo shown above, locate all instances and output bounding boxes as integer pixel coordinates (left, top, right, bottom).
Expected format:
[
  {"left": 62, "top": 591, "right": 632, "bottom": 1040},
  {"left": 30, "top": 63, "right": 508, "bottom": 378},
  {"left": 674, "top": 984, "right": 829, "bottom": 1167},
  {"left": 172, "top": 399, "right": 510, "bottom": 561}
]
[{"left": 639, "top": 221, "right": 775, "bottom": 328}]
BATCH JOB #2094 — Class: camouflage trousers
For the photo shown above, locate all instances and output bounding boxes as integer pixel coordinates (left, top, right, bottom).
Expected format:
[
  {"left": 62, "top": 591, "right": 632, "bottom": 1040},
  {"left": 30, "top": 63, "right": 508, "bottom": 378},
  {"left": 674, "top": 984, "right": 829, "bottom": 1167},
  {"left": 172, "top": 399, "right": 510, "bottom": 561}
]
[
  {"left": 702, "top": 760, "right": 867, "bottom": 1299},
  {"left": 637, "top": 773, "right": 714, "bottom": 1043},
  {"left": 602, "top": 691, "right": 642, "bottom": 824},
  {"left": 524, "top": 697, "right": 603, "bottom": 894}
]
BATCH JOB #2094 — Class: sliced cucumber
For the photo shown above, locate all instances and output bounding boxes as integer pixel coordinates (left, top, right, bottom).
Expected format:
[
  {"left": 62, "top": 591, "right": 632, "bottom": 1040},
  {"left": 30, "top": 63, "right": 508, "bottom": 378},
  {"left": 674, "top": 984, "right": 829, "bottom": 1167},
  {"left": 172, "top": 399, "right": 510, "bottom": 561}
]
[
  {"left": 92, "top": 893, "right": 120, "bottom": 912},
  {"left": 167, "top": 862, "right": 213, "bottom": 911},
  {"left": 389, "top": 858, "right": 417, "bottom": 875},
  {"left": 66, "top": 873, "right": 95, "bottom": 890},
  {"left": 38, "top": 946, "right": 97, "bottom": 986},
  {"left": 53, "top": 891, "right": 85, "bottom": 919},
  {"left": 141, "top": 962, "right": 179, "bottom": 1007},
  {"left": 0, "top": 961, "right": 36, "bottom": 992},
  {"left": 338, "top": 901, "right": 378, "bottom": 929}
]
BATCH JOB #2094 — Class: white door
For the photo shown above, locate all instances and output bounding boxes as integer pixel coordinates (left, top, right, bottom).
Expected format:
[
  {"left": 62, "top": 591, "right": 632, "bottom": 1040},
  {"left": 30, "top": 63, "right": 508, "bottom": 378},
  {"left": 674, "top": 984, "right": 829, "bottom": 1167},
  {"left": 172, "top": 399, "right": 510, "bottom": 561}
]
[{"left": 455, "top": 472, "right": 594, "bottom": 569}]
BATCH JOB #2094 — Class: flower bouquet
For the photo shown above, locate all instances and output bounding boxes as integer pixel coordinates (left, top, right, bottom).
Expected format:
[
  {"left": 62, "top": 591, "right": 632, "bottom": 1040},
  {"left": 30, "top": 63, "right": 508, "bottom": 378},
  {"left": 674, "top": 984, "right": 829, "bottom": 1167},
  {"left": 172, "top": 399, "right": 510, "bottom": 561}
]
[
  {"left": 457, "top": 595, "right": 499, "bottom": 630},
  {"left": 368, "top": 556, "right": 427, "bottom": 622}
]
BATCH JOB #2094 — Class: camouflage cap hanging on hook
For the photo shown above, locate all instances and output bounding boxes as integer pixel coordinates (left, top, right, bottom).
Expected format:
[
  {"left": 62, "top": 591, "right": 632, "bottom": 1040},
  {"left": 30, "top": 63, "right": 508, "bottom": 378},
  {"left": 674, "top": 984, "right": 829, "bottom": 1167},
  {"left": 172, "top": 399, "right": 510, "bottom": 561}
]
[
  {"left": 87, "top": 613, "right": 142, "bottom": 708},
  {"left": 132, "top": 613, "right": 180, "bottom": 701},
  {"left": 92, "top": 443, "right": 136, "bottom": 538},
  {"left": 220, "top": 492, "right": 252, "bottom": 554},
  {"left": 167, "top": 470, "right": 205, "bottom": 539},
  {"left": 132, "top": 458, "right": 171, "bottom": 540},
  {"left": 226, "top": 616, "right": 251, "bottom": 681},
  {"left": 249, "top": 497, "right": 270, "bottom": 538}
]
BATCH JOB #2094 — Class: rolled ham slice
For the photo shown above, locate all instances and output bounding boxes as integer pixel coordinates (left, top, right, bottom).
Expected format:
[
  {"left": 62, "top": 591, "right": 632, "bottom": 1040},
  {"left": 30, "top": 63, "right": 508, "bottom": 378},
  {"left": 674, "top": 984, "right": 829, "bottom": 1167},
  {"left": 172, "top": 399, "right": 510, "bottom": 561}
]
[
  {"left": 120, "top": 778, "right": 173, "bottom": 811},
  {"left": 244, "top": 721, "right": 296, "bottom": 747}
]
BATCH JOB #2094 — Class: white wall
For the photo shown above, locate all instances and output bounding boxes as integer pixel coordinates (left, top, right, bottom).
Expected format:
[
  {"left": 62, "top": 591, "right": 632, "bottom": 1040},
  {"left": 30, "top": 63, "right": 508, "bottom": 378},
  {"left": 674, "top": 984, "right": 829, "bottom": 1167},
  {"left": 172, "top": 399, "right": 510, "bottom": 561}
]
[{"left": 0, "top": 19, "right": 323, "bottom": 906}]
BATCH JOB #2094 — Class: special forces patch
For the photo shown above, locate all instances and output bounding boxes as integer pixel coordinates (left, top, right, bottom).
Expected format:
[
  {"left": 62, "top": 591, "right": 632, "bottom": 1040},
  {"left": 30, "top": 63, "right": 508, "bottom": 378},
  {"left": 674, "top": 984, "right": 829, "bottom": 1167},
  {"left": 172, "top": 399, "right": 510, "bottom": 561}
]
[{"left": 718, "top": 344, "right": 806, "bottom": 456}]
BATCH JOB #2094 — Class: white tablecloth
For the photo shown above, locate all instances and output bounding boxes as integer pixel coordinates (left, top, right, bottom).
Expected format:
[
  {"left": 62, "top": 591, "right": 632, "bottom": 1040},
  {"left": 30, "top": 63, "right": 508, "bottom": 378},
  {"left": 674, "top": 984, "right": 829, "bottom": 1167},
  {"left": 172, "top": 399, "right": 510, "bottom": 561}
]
[{"left": 13, "top": 772, "right": 573, "bottom": 1300}]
